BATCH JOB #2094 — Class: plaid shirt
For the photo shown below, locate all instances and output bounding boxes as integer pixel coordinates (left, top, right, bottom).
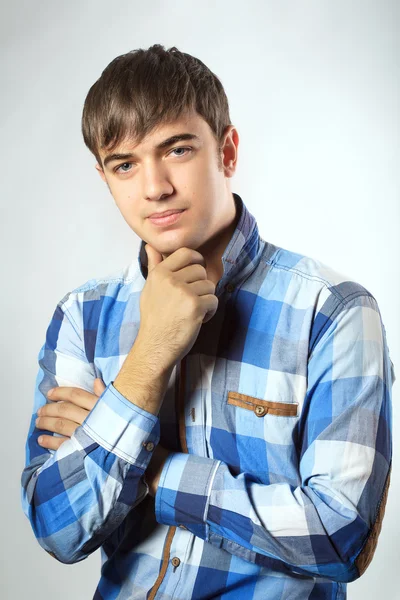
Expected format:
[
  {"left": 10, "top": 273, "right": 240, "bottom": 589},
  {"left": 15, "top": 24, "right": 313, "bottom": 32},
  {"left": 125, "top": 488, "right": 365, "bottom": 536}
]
[{"left": 21, "top": 193, "right": 395, "bottom": 600}]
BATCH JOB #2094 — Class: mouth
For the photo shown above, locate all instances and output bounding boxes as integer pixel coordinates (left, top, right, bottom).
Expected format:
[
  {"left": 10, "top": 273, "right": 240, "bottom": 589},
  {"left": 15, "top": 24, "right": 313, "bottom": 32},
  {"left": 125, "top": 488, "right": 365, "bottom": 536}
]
[{"left": 148, "top": 209, "right": 186, "bottom": 227}]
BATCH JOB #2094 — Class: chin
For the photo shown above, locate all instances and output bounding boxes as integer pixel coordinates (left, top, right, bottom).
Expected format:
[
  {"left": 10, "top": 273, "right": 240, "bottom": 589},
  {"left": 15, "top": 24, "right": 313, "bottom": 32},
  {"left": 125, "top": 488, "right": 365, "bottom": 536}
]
[{"left": 149, "top": 231, "right": 199, "bottom": 255}]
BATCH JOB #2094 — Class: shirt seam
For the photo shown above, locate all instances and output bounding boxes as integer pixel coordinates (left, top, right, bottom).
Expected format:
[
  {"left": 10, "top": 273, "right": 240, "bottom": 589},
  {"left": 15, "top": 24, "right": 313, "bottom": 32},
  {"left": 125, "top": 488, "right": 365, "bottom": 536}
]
[
  {"left": 61, "top": 305, "right": 84, "bottom": 343},
  {"left": 263, "top": 253, "right": 376, "bottom": 307},
  {"left": 81, "top": 420, "right": 150, "bottom": 468}
]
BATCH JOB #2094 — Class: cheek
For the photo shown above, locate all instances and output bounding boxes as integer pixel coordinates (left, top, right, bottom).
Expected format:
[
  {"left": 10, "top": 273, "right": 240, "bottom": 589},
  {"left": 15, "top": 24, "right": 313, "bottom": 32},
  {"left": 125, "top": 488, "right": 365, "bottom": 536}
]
[{"left": 111, "top": 194, "right": 142, "bottom": 228}]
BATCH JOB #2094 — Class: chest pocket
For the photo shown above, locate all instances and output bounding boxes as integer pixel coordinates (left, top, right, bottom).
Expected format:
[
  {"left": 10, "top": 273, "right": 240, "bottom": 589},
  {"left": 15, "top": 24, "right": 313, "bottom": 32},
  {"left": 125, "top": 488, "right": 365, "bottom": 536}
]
[{"left": 210, "top": 390, "right": 300, "bottom": 485}]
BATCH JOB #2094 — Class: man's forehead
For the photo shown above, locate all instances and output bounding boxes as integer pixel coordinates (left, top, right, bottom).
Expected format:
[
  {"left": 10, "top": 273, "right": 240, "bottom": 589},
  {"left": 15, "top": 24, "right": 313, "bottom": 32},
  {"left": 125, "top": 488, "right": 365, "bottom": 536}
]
[{"left": 100, "top": 112, "right": 208, "bottom": 157}]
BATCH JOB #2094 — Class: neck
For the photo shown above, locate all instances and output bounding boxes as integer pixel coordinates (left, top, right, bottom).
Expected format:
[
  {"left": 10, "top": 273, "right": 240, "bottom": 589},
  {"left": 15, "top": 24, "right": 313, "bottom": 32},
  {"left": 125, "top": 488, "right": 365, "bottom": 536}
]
[{"left": 196, "top": 194, "right": 240, "bottom": 287}]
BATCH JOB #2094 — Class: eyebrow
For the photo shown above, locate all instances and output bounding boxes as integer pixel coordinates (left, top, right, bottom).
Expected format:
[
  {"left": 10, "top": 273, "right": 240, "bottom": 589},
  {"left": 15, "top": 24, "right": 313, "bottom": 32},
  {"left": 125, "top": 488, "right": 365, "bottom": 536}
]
[{"left": 103, "top": 133, "right": 201, "bottom": 168}]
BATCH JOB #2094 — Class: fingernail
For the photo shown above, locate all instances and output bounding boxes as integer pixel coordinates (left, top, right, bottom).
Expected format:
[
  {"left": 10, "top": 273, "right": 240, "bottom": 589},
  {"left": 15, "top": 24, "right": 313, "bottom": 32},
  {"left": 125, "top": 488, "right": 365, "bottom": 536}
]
[
  {"left": 47, "top": 388, "right": 54, "bottom": 397},
  {"left": 37, "top": 407, "right": 42, "bottom": 415},
  {"left": 38, "top": 436, "right": 43, "bottom": 444}
]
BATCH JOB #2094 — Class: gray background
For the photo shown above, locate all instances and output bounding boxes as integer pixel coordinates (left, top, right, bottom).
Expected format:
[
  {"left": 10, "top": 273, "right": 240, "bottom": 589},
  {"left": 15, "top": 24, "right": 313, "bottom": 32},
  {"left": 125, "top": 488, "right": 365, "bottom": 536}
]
[{"left": 1, "top": 1, "right": 399, "bottom": 598}]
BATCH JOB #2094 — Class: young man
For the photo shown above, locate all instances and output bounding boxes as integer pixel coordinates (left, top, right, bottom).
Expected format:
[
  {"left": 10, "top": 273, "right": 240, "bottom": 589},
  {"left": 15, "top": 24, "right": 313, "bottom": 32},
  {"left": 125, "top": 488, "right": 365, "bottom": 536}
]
[{"left": 21, "top": 44, "right": 395, "bottom": 599}]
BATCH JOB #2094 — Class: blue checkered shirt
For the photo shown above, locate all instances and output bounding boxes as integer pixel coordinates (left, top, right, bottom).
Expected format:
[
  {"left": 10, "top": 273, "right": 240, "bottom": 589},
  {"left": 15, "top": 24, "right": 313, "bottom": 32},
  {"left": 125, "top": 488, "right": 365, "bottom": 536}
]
[{"left": 21, "top": 193, "right": 395, "bottom": 599}]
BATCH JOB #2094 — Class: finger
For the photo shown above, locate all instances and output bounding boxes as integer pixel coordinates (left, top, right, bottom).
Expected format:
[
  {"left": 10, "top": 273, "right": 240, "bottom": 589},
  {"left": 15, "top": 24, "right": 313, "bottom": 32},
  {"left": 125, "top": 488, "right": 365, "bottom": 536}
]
[
  {"left": 93, "top": 377, "right": 106, "bottom": 396},
  {"left": 163, "top": 247, "right": 206, "bottom": 272},
  {"left": 36, "top": 415, "right": 78, "bottom": 438},
  {"left": 198, "top": 294, "right": 219, "bottom": 323},
  {"left": 38, "top": 401, "right": 89, "bottom": 425},
  {"left": 186, "top": 279, "right": 216, "bottom": 296},
  {"left": 38, "top": 434, "right": 69, "bottom": 450},
  {"left": 47, "top": 386, "right": 98, "bottom": 410},
  {"left": 145, "top": 243, "right": 164, "bottom": 273},
  {"left": 174, "top": 263, "right": 208, "bottom": 284}
]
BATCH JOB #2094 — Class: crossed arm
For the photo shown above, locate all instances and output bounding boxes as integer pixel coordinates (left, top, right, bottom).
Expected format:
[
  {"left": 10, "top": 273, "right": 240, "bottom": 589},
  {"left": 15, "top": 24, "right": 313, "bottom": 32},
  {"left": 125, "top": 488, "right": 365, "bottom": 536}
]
[
  {"left": 34, "top": 378, "right": 169, "bottom": 497},
  {"left": 22, "top": 293, "right": 395, "bottom": 581}
]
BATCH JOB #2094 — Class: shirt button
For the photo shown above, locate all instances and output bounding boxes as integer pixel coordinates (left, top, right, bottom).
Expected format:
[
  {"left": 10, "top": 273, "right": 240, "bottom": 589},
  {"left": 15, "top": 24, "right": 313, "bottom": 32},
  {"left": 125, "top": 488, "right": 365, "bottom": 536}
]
[
  {"left": 144, "top": 441, "right": 155, "bottom": 452},
  {"left": 171, "top": 557, "right": 181, "bottom": 568},
  {"left": 179, "top": 524, "right": 188, "bottom": 530},
  {"left": 254, "top": 405, "right": 267, "bottom": 417},
  {"left": 225, "top": 283, "right": 235, "bottom": 293}
]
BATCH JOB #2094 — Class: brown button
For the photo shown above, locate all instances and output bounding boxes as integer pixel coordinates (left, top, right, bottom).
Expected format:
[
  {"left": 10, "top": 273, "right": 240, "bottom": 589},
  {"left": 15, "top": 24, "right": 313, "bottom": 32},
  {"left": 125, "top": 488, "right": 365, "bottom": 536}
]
[
  {"left": 254, "top": 405, "right": 267, "bottom": 417},
  {"left": 171, "top": 556, "right": 181, "bottom": 567},
  {"left": 225, "top": 283, "right": 235, "bottom": 293},
  {"left": 144, "top": 441, "right": 155, "bottom": 452}
]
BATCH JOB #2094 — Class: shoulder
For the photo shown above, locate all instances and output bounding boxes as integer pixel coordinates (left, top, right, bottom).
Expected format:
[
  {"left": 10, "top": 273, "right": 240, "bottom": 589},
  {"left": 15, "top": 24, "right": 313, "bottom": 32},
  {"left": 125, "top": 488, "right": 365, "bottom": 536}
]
[
  {"left": 261, "top": 243, "right": 396, "bottom": 381},
  {"left": 259, "top": 240, "right": 383, "bottom": 355},
  {"left": 261, "top": 240, "right": 376, "bottom": 308},
  {"left": 56, "top": 258, "right": 143, "bottom": 314}
]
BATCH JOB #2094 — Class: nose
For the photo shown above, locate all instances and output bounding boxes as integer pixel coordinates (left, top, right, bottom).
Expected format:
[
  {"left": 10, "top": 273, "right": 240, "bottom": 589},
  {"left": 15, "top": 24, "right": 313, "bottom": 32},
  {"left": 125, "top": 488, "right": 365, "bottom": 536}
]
[{"left": 141, "top": 159, "right": 174, "bottom": 201}]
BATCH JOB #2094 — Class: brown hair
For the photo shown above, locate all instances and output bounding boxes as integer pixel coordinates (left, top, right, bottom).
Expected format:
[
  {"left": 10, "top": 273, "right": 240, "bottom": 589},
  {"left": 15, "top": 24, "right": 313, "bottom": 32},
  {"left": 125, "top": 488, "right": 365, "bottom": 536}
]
[{"left": 81, "top": 44, "right": 232, "bottom": 169}]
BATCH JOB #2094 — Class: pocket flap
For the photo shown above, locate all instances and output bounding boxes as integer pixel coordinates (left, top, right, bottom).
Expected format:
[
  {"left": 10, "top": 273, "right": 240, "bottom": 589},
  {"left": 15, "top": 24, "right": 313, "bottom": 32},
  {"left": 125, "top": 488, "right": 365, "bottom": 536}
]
[{"left": 227, "top": 391, "right": 298, "bottom": 417}]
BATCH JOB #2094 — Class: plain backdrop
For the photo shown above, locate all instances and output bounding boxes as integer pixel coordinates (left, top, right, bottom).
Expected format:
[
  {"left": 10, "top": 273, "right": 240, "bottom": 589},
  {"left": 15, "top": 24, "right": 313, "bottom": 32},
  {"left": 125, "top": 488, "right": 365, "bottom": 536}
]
[{"left": 1, "top": 1, "right": 399, "bottom": 598}]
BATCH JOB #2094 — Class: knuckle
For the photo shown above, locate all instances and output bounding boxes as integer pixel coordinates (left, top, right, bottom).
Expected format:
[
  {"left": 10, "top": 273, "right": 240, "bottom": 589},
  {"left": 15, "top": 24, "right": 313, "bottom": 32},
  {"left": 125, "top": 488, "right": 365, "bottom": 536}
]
[
  {"left": 207, "top": 276, "right": 215, "bottom": 289},
  {"left": 70, "top": 388, "right": 79, "bottom": 401},
  {"left": 56, "top": 418, "right": 65, "bottom": 431},
  {"left": 179, "top": 246, "right": 192, "bottom": 258},
  {"left": 181, "top": 247, "right": 203, "bottom": 262},
  {"left": 168, "top": 273, "right": 180, "bottom": 287},
  {"left": 57, "top": 401, "right": 68, "bottom": 415},
  {"left": 206, "top": 281, "right": 216, "bottom": 294},
  {"left": 194, "top": 264, "right": 207, "bottom": 279}
]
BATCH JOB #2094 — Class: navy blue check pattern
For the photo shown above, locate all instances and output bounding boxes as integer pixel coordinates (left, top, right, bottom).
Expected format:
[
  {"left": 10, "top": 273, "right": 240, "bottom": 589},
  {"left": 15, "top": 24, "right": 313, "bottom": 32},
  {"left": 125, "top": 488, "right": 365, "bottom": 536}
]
[{"left": 21, "top": 193, "right": 395, "bottom": 599}]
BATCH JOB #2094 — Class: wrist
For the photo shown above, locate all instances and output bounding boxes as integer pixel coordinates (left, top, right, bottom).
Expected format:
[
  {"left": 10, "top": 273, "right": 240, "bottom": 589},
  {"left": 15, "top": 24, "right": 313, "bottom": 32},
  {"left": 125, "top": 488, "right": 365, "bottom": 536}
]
[
  {"left": 113, "top": 354, "right": 172, "bottom": 416},
  {"left": 133, "top": 331, "right": 177, "bottom": 376}
]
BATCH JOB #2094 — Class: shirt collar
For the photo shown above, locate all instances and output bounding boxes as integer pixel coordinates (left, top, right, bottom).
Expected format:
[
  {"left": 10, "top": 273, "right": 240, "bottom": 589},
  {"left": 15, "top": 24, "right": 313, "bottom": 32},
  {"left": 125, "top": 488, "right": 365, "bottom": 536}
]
[{"left": 137, "top": 192, "right": 263, "bottom": 290}]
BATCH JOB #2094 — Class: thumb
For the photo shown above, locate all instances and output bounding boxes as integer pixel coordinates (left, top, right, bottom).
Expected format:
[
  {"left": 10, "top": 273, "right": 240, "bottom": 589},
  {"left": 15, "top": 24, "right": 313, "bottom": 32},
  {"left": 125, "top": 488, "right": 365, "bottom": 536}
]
[{"left": 145, "top": 243, "right": 164, "bottom": 273}]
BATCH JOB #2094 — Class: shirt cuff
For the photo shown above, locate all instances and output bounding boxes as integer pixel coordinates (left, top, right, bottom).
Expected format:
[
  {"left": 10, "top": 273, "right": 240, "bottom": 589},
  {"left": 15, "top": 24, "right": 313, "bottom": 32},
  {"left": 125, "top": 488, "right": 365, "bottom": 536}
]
[
  {"left": 80, "top": 381, "right": 160, "bottom": 469},
  {"left": 155, "top": 452, "right": 221, "bottom": 539}
]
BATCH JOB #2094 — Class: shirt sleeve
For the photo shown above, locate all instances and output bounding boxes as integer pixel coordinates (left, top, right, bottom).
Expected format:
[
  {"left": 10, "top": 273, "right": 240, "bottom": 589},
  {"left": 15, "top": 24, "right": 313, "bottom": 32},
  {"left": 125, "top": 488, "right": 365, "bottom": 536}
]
[
  {"left": 155, "top": 293, "right": 395, "bottom": 583},
  {"left": 21, "top": 299, "right": 160, "bottom": 564}
]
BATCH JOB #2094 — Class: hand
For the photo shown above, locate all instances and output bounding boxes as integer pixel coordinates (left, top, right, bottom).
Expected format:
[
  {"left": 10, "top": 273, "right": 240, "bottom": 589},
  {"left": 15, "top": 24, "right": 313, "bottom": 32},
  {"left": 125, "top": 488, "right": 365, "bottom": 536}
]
[
  {"left": 35, "top": 378, "right": 107, "bottom": 450},
  {"left": 136, "top": 244, "right": 219, "bottom": 372}
]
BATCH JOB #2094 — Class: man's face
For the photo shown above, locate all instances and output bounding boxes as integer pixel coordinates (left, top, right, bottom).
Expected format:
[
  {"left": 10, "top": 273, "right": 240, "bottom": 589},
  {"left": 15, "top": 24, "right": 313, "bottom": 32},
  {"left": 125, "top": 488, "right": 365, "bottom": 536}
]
[{"left": 96, "top": 110, "right": 238, "bottom": 259}]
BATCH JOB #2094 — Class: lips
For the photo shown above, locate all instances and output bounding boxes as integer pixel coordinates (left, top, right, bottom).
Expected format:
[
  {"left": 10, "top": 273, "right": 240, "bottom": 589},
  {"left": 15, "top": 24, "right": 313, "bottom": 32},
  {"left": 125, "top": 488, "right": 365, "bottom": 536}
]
[
  {"left": 148, "top": 209, "right": 186, "bottom": 227},
  {"left": 148, "top": 209, "right": 184, "bottom": 218}
]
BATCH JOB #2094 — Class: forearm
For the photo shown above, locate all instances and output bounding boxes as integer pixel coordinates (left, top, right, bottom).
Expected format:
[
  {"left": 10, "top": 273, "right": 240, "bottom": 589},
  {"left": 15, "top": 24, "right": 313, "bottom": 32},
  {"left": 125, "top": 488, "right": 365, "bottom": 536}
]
[
  {"left": 155, "top": 450, "right": 391, "bottom": 582},
  {"left": 113, "top": 335, "right": 174, "bottom": 416},
  {"left": 22, "top": 383, "right": 161, "bottom": 565}
]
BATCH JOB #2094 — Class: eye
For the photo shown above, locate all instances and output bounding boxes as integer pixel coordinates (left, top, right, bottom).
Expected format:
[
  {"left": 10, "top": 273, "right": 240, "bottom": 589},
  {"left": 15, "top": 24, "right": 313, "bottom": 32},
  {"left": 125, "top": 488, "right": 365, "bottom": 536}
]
[
  {"left": 169, "top": 146, "right": 192, "bottom": 157},
  {"left": 114, "top": 162, "right": 133, "bottom": 174}
]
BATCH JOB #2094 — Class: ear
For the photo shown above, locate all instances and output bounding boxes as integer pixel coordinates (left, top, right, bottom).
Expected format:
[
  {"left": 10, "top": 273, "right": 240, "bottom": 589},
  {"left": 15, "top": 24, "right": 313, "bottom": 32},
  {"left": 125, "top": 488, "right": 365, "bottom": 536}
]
[
  {"left": 95, "top": 162, "right": 107, "bottom": 183},
  {"left": 221, "top": 125, "right": 239, "bottom": 178}
]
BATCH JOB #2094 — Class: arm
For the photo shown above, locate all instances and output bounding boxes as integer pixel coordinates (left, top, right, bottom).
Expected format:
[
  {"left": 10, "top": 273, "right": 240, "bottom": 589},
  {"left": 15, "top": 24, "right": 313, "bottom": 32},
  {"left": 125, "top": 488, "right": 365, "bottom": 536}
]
[
  {"left": 21, "top": 297, "right": 165, "bottom": 564},
  {"left": 154, "top": 293, "right": 395, "bottom": 582}
]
